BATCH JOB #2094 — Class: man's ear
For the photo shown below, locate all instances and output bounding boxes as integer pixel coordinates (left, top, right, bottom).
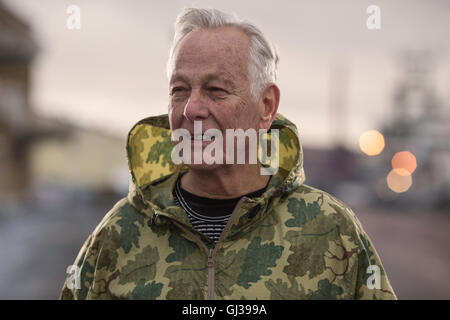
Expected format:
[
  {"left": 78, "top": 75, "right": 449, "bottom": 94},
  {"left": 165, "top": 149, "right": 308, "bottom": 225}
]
[{"left": 260, "top": 83, "right": 280, "bottom": 130}]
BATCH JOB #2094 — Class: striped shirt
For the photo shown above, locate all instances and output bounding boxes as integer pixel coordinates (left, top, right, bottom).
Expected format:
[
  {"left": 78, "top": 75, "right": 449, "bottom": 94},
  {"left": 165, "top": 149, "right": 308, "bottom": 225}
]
[{"left": 173, "top": 177, "right": 266, "bottom": 245}]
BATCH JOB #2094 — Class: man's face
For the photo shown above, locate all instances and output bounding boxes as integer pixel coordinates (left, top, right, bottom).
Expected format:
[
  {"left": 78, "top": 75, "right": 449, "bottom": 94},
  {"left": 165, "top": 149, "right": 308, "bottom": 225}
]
[{"left": 168, "top": 26, "right": 263, "bottom": 169}]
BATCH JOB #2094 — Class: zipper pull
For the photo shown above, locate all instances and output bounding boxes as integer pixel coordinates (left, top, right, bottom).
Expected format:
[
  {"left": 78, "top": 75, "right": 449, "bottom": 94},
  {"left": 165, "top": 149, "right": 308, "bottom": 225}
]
[
  {"left": 207, "top": 249, "right": 214, "bottom": 268},
  {"left": 148, "top": 212, "right": 159, "bottom": 230}
]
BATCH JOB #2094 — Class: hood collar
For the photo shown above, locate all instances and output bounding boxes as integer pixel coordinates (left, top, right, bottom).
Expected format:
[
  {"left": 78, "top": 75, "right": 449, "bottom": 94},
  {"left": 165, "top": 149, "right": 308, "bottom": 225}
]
[{"left": 126, "top": 113, "right": 306, "bottom": 220}]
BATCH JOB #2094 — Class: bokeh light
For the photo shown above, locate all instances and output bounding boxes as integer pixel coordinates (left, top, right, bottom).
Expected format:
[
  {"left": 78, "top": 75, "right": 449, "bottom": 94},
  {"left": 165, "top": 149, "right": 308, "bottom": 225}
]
[
  {"left": 392, "top": 151, "right": 417, "bottom": 174},
  {"left": 359, "top": 130, "right": 385, "bottom": 156},
  {"left": 387, "top": 168, "right": 413, "bottom": 193}
]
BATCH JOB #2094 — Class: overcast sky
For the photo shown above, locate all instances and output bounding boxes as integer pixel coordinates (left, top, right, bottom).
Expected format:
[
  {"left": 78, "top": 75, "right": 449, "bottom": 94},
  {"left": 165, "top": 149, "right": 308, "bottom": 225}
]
[{"left": 4, "top": 0, "right": 450, "bottom": 150}]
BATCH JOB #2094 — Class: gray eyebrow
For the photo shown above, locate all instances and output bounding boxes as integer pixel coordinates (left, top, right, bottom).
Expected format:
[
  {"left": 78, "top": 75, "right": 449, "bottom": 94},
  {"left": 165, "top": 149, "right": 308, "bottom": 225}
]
[
  {"left": 170, "top": 72, "right": 237, "bottom": 90},
  {"left": 203, "top": 73, "right": 236, "bottom": 90}
]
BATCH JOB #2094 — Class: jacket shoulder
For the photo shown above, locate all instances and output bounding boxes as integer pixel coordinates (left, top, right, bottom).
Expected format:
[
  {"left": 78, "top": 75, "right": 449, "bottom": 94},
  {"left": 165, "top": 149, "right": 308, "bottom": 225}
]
[
  {"left": 60, "top": 197, "right": 144, "bottom": 300},
  {"left": 277, "top": 183, "right": 363, "bottom": 239},
  {"left": 275, "top": 184, "right": 397, "bottom": 299},
  {"left": 93, "top": 197, "right": 145, "bottom": 235}
]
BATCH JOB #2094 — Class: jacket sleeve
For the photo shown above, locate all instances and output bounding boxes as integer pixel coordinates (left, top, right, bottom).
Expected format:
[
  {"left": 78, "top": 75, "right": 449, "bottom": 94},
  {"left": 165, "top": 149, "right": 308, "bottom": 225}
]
[
  {"left": 59, "top": 231, "right": 99, "bottom": 300},
  {"left": 353, "top": 222, "right": 397, "bottom": 300},
  {"left": 59, "top": 198, "right": 127, "bottom": 300}
]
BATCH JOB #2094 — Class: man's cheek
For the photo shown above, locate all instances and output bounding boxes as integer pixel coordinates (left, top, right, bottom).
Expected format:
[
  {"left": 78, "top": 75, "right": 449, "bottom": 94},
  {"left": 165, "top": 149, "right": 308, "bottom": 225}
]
[
  {"left": 168, "top": 108, "right": 174, "bottom": 129},
  {"left": 169, "top": 107, "right": 183, "bottom": 130}
]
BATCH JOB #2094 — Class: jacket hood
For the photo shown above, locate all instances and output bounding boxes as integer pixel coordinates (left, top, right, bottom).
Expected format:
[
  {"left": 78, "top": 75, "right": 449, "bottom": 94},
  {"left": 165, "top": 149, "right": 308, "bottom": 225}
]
[{"left": 126, "top": 113, "right": 306, "bottom": 221}]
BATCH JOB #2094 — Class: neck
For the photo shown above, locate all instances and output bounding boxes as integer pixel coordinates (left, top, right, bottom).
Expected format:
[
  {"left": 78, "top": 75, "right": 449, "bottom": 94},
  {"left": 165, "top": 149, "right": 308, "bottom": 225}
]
[{"left": 181, "top": 164, "right": 269, "bottom": 199}]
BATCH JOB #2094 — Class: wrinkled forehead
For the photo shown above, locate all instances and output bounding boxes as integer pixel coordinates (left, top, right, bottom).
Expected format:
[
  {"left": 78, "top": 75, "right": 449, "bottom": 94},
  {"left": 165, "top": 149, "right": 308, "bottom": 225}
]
[{"left": 170, "top": 27, "right": 250, "bottom": 81}]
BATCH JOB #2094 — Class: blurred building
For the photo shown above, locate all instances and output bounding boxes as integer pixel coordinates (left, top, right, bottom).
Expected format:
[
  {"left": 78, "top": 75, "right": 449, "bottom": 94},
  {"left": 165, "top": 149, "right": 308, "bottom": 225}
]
[
  {"left": 0, "top": 0, "right": 39, "bottom": 199},
  {"left": 304, "top": 53, "right": 450, "bottom": 211},
  {"left": 29, "top": 116, "right": 129, "bottom": 197},
  {"left": 0, "top": 1, "right": 129, "bottom": 203},
  {"left": 371, "top": 52, "right": 450, "bottom": 209},
  {"left": 303, "top": 146, "right": 358, "bottom": 187}
]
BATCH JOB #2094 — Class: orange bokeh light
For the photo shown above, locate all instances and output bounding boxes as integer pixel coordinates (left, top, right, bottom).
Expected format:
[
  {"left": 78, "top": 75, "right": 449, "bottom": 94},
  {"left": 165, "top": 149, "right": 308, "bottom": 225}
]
[
  {"left": 392, "top": 151, "right": 417, "bottom": 174},
  {"left": 359, "top": 130, "right": 385, "bottom": 156},
  {"left": 387, "top": 168, "right": 413, "bottom": 193}
]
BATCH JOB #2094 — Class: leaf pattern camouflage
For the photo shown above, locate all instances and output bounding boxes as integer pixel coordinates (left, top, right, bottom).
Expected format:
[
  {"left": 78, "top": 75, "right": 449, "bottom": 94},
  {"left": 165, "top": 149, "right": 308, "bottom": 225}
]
[{"left": 60, "top": 113, "right": 397, "bottom": 300}]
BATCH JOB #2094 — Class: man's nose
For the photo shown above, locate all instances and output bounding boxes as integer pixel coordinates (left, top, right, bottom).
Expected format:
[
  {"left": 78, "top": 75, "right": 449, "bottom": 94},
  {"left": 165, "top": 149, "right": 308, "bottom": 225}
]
[{"left": 183, "top": 90, "right": 210, "bottom": 121}]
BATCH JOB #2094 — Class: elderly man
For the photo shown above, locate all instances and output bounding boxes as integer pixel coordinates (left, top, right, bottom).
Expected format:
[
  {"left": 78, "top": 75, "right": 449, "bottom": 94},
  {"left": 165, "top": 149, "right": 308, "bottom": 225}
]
[{"left": 60, "top": 8, "right": 396, "bottom": 300}]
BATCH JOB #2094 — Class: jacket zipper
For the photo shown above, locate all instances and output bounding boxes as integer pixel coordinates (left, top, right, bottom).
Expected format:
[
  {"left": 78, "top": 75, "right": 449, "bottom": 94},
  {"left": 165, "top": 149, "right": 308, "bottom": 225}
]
[
  {"left": 173, "top": 197, "right": 247, "bottom": 300},
  {"left": 172, "top": 222, "right": 213, "bottom": 299},
  {"left": 207, "top": 248, "right": 214, "bottom": 299}
]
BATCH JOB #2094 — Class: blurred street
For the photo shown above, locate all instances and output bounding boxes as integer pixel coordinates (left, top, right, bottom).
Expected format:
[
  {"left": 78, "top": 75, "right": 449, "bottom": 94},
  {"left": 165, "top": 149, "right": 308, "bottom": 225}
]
[
  {"left": 355, "top": 206, "right": 450, "bottom": 299},
  {"left": 0, "top": 187, "right": 121, "bottom": 299}
]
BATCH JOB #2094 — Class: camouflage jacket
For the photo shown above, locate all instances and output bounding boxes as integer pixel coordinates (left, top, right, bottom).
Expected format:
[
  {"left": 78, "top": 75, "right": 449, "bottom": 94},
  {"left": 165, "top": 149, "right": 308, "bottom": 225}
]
[{"left": 60, "top": 113, "right": 396, "bottom": 300}]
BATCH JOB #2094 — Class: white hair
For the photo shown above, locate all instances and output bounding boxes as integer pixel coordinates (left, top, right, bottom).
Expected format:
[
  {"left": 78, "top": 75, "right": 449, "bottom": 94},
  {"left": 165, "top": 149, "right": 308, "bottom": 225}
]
[{"left": 166, "top": 8, "right": 279, "bottom": 101}]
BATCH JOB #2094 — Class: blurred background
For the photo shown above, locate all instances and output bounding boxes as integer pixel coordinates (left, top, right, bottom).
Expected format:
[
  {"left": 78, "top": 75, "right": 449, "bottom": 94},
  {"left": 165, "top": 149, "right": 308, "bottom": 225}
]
[{"left": 0, "top": 0, "right": 449, "bottom": 299}]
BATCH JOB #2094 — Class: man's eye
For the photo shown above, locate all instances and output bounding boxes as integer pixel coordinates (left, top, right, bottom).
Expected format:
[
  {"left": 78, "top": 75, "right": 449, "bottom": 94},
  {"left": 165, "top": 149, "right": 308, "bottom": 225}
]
[
  {"left": 209, "top": 87, "right": 227, "bottom": 93},
  {"left": 171, "top": 87, "right": 187, "bottom": 94}
]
